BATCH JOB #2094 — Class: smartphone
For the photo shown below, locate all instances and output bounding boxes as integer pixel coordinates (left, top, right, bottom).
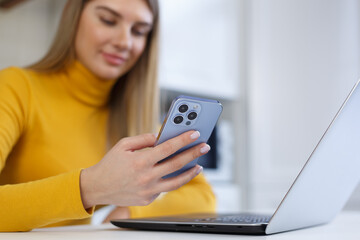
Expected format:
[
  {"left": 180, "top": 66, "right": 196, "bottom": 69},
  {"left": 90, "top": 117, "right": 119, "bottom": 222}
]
[{"left": 155, "top": 95, "right": 223, "bottom": 178}]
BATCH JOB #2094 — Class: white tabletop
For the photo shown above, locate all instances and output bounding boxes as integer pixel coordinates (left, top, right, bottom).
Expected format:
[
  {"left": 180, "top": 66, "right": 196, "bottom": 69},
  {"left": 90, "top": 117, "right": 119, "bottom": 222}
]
[{"left": 2, "top": 211, "right": 360, "bottom": 239}]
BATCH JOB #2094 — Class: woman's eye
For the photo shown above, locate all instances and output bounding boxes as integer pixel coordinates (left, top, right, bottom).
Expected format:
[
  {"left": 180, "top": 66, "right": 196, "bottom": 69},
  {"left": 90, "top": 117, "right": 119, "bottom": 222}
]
[
  {"left": 133, "top": 30, "right": 144, "bottom": 36},
  {"left": 132, "top": 29, "right": 149, "bottom": 37},
  {"left": 100, "top": 17, "right": 116, "bottom": 26}
]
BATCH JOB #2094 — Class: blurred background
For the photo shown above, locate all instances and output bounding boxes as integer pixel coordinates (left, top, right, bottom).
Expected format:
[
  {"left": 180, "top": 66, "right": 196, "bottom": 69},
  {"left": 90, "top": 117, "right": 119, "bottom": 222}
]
[{"left": 1, "top": 0, "right": 360, "bottom": 218}]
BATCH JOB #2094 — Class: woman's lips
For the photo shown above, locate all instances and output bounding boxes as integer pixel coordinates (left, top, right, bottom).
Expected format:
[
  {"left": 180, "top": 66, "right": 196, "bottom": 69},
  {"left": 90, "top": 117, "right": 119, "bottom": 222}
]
[{"left": 102, "top": 52, "right": 127, "bottom": 66}]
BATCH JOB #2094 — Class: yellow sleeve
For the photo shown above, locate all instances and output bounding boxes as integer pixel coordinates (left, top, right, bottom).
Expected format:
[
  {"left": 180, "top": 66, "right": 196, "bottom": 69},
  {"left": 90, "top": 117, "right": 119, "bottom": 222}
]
[
  {"left": 0, "top": 68, "right": 93, "bottom": 232},
  {"left": 128, "top": 173, "right": 216, "bottom": 218},
  {"left": 0, "top": 169, "right": 94, "bottom": 232},
  {"left": 0, "top": 67, "right": 30, "bottom": 168}
]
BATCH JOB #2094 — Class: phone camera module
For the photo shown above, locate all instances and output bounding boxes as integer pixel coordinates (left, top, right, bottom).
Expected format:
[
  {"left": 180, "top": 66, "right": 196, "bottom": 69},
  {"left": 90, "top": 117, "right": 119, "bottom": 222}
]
[
  {"left": 174, "top": 116, "right": 184, "bottom": 124},
  {"left": 187, "top": 112, "right": 198, "bottom": 120},
  {"left": 178, "top": 104, "right": 189, "bottom": 113}
]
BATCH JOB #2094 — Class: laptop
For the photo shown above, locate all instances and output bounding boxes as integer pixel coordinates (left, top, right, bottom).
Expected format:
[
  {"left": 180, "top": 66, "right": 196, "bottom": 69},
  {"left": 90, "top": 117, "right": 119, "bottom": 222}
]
[{"left": 111, "top": 79, "right": 360, "bottom": 235}]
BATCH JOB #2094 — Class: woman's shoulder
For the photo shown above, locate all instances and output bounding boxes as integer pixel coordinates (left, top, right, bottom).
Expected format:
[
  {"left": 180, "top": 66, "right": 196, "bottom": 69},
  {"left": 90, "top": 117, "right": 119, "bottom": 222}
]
[
  {"left": 0, "top": 66, "right": 37, "bottom": 99},
  {"left": 0, "top": 66, "right": 45, "bottom": 90},
  {"left": 0, "top": 66, "right": 33, "bottom": 84},
  {"left": 0, "top": 65, "right": 30, "bottom": 75}
]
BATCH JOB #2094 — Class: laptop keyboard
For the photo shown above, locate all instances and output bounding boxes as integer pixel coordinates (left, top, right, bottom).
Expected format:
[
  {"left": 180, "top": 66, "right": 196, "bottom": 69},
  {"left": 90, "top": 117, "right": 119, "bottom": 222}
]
[{"left": 194, "top": 214, "right": 271, "bottom": 224}]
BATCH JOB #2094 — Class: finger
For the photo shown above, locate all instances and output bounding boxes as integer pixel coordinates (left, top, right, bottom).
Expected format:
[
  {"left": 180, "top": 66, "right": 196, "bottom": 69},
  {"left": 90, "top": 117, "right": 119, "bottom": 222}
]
[
  {"left": 117, "top": 133, "right": 157, "bottom": 151},
  {"left": 150, "top": 130, "right": 201, "bottom": 164},
  {"left": 154, "top": 143, "right": 210, "bottom": 177},
  {"left": 156, "top": 165, "right": 203, "bottom": 193}
]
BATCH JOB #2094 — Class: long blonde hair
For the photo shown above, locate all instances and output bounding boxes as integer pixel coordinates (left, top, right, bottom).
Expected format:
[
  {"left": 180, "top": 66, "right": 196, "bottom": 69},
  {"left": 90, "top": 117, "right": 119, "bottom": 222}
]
[{"left": 29, "top": 0, "right": 160, "bottom": 147}]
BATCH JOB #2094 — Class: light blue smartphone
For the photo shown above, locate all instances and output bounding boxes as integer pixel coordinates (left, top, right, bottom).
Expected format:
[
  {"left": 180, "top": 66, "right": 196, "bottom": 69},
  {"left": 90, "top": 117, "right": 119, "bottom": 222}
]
[{"left": 155, "top": 95, "right": 223, "bottom": 179}]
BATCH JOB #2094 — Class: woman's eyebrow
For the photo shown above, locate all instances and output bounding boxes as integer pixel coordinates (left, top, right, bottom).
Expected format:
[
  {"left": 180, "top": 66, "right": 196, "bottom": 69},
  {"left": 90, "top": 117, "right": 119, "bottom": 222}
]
[
  {"left": 96, "top": 6, "right": 121, "bottom": 17},
  {"left": 95, "top": 6, "right": 153, "bottom": 27},
  {"left": 95, "top": 6, "right": 153, "bottom": 25},
  {"left": 136, "top": 22, "right": 153, "bottom": 29}
]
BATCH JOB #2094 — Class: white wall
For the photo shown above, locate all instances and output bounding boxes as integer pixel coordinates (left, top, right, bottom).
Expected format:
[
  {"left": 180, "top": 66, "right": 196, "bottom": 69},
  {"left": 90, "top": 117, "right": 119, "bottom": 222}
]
[
  {"left": 0, "top": 0, "right": 65, "bottom": 69},
  {"left": 245, "top": 0, "right": 360, "bottom": 211},
  {"left": 158, "top": 0, "right": 241, "bottom": 99}
]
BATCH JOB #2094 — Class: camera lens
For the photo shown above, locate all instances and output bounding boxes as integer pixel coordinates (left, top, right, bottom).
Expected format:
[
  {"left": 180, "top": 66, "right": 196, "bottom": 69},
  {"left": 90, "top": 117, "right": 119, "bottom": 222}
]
[
  {"left": 178, "top": 104, "right": 188, "bottom": 113},
  {"left": 187, "top": 112, "right": 197, "bottom": 120},
  {"left": 174, "top": 116, "right": 183, "bottom": 124}
]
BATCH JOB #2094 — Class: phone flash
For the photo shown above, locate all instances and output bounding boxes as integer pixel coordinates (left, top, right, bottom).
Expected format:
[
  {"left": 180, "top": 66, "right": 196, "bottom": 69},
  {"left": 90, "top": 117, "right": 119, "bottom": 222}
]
[{"left": 193, "top": 105, "right": 199, "bottom": 109}]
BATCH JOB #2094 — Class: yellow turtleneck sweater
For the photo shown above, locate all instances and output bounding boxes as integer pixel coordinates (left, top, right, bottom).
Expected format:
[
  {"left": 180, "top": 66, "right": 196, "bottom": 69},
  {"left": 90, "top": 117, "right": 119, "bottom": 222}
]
[{"left": 0, "top": 62, "right": 216, "bottom": 232}]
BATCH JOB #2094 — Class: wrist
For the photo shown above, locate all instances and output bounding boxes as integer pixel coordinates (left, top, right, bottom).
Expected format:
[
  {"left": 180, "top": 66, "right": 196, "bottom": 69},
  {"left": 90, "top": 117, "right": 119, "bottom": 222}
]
[{"left": 80, "top": 168, "right": 99, "bottom": 209}]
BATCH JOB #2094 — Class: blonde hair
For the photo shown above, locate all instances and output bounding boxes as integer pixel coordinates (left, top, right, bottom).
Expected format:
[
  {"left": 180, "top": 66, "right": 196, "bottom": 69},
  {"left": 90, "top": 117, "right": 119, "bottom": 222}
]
[{"left": 29, "top": 0, "right": 160, "bottom": 147}]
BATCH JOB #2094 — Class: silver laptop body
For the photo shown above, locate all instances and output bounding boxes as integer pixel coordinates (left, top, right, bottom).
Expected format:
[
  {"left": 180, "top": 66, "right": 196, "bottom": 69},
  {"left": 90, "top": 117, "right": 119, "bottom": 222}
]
[{"left": 112, "top": 79, "right": 360, "bottom": 235}]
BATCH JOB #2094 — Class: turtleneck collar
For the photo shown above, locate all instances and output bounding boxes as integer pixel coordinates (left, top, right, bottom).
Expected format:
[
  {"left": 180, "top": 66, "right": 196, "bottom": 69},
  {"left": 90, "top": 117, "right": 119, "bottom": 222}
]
[{"left": 61, "top": 61, "right": 118, "bottom": 107}]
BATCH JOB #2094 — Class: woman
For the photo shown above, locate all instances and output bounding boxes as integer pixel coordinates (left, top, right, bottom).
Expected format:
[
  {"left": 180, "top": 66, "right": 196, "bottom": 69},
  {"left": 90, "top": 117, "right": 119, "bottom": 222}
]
[{"left": 0, "top": 0, "right": 215, "bottom": 232}]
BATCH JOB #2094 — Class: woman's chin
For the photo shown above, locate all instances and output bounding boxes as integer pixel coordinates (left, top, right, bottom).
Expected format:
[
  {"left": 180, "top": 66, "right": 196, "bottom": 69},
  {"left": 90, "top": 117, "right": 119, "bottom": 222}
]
[{"left": 94, "top": 66, "right": 124, "bottom": 80}]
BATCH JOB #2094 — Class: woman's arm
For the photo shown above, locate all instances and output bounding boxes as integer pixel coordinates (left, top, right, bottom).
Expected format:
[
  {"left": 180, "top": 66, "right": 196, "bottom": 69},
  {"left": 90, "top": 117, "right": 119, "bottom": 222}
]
[
  {"left": 0, "top": 68, "right": 30, "bottom": 169},
  {"left": 0, "top": 68, "right": 94, "bottom": 232},
  {"left": 0, "top": 170, "right": 94, "bottom": 231}
]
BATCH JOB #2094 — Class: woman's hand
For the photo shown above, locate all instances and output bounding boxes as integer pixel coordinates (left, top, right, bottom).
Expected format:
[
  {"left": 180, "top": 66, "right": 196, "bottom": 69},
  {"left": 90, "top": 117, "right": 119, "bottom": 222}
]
[{"left": 80, "top": 130, "right": 209, "bottom": 209}]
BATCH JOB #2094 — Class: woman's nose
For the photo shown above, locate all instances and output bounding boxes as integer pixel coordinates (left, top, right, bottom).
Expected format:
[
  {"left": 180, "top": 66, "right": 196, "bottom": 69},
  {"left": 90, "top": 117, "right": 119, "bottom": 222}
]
[{"left": 114, "top": 27, "right": 133, "bottom": 51}]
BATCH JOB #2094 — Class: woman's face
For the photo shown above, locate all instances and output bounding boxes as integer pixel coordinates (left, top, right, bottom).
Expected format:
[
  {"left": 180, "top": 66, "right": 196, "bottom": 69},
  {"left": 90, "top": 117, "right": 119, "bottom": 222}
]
[{"left": 75, "top": 0, "right": 154, "bottom": 80}]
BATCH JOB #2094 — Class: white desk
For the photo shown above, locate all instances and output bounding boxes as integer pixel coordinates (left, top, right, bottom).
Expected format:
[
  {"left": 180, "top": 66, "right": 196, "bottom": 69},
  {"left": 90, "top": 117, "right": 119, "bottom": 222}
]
[{"left": 2, "top": 211, "right": 360, "bottom": 239}]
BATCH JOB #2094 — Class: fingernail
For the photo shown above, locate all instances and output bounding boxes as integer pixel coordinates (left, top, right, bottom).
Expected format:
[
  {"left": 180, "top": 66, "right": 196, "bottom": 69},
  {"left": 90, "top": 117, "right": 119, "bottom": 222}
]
[
  {"left": 196, "top": 166, "right": 203, "bottom": 175},
  {"left": 200, "top": 144, "right": 211, "bottom": 154},
  {"left": 190, "top": 131, "right": 200, "bottom": 140}
]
